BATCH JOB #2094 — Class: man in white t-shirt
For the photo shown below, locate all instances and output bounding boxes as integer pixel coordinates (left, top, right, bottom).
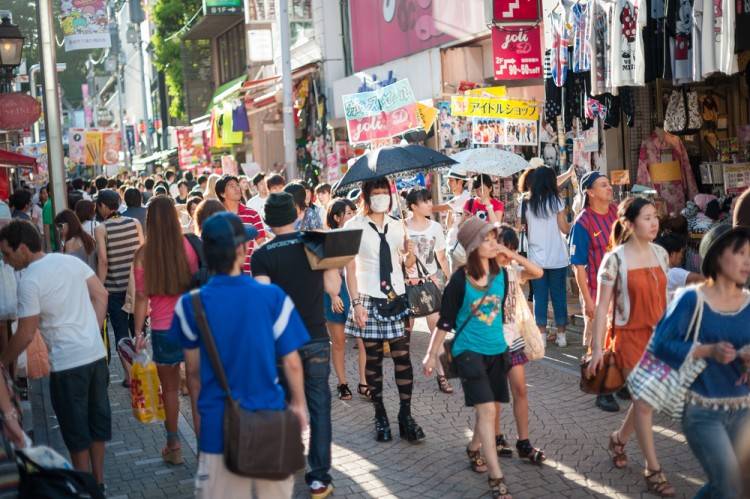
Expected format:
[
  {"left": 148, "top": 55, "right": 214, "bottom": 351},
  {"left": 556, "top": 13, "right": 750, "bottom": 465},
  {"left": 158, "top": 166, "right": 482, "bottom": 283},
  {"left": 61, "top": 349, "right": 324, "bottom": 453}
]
[
  {"left": 0, "top": 220, "right": 111, "bottom": 489},
  {"left": 246, "top": 172, "right": 269, "bottom": 218},
  {"left": 434, "top": 168, "right": 470, "bottom": 272}
]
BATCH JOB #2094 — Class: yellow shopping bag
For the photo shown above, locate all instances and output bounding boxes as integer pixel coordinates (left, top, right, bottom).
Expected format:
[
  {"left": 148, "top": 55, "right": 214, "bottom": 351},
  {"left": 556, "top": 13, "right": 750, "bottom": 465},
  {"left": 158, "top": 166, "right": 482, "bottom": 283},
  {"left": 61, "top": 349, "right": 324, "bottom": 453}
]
[{"left": 130, "top": 358, "right": 166, "bottom": 424}]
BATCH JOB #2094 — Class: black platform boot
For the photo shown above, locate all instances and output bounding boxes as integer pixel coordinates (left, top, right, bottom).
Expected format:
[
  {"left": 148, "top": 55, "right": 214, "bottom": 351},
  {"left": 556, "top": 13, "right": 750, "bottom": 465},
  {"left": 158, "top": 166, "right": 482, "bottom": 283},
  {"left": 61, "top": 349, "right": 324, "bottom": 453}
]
[
  {"left": 397, "top": 401, "right": 425, "bottom": 443},
  {"left": 374, "top": 401, "right": 392, "bottom": 442}
]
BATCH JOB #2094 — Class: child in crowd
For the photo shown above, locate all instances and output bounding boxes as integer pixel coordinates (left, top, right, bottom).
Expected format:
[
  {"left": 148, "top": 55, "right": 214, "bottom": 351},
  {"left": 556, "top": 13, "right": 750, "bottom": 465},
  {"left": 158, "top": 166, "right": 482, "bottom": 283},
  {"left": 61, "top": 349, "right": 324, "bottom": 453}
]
[{"left": 654, "top": 232, "right": 704, "bottom": 303}]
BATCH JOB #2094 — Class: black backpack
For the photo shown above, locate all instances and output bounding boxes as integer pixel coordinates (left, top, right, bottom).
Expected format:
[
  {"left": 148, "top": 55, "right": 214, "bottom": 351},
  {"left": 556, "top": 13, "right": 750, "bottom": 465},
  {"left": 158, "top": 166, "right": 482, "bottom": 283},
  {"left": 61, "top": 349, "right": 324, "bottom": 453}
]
[{"left": 184, "top": 234, "right": 211, "bottom": 289}]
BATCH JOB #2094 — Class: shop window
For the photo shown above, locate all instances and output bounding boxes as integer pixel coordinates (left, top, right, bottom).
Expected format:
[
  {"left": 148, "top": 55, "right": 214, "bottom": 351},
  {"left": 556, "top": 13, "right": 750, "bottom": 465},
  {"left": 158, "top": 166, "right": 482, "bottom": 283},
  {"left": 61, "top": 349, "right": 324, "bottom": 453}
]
[
  {"left": 245, "top": 0, "right": 311, "bottom": 45},
  {"left": 217, "top": 23, "right": 247, "bottom": 85}
]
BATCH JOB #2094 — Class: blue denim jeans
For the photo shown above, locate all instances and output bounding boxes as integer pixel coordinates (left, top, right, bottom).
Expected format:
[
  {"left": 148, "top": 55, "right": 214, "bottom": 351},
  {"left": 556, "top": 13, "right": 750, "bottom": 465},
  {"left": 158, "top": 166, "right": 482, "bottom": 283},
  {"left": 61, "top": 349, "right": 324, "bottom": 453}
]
[
  {"left": 297, "top": 340, "right": 332, "bottom": 486},
  {"left": 106, "top": 291, "right": 134, "bottom": 352},
  {"left": 532, "top": 267, "right": 568, "bottom": 328},
  {"left": 682, "top": 403, "right": 748, "bottom": 498}
]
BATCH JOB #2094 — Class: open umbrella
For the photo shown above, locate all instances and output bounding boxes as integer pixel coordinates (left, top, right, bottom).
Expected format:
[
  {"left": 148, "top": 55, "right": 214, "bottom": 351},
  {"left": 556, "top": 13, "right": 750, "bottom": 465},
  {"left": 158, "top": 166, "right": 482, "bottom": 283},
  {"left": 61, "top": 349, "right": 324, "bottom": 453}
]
[
  {"left": 450, "top": 148, "right": 529, "bottom": 178},
  {"left": 334, "top": 144, "right": 456, "bottom": 193}
]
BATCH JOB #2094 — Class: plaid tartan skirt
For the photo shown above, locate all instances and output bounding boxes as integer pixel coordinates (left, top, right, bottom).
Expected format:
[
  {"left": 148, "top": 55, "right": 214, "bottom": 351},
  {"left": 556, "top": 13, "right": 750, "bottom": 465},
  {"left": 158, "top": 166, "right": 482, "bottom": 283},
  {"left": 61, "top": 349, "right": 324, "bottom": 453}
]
[{"left": 345, "top": 294, "right": 406, "bottom": 340}]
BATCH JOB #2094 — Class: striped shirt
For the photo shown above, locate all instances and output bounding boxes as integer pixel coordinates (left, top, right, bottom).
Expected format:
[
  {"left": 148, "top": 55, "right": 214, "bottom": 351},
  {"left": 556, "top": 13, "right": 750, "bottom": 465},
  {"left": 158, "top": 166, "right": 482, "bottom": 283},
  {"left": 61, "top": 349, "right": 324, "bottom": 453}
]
[
  {"left": 236, "top": 204, "right": 266, "bottom": 275},
  {"left": 103, "top": 216, "right": 140, "bottom": 293},
  {"left": 569, "top": 204, "right": 617, "bottom": 300}
]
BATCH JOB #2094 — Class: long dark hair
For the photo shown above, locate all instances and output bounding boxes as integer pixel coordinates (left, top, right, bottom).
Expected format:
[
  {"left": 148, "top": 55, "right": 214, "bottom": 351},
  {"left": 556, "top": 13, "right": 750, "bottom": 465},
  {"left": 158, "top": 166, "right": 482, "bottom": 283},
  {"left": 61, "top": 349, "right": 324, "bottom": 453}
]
[
  {"left": 326, "top": 198, "right": 356, "bottom": 229},
  {"left": 54, "top": 209, "right": 95, "bottom": 255},
  {"left": 610, "top": 197, "right": 654, "bottom": 248},
  {"left": 142, "top": 197, "right": 192, "bottom": 296},
  {"left": 528, "top": 166, "right": 559, "bottom": 218}
]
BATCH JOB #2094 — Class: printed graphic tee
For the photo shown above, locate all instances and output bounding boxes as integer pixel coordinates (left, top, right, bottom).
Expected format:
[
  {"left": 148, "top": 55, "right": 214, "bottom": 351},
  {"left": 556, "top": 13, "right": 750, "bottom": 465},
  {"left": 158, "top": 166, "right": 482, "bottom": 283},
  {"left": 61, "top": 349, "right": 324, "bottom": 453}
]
[{"left": 611, "top": 0, "right": 647, "bottom": 86}]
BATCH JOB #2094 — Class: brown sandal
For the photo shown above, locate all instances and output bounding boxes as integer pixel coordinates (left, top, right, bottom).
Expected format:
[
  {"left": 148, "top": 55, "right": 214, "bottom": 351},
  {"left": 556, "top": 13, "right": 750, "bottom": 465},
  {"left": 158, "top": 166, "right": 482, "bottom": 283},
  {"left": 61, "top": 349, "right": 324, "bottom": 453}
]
[
  {"left": 161, "top": 446, "right": 184, "bottom": 465},
  {"left": 608, "top": 431, "right": 628, "bottom": 469},
  {"left": 466, "top": 447, "right": 487, "bottom": 473},
  {"left": 488, "top": 476, "right": 512, "bottom": 498},
  {"left": 644, "top": 468, "right": 675, "bottom": 497},
  {"left": 437, "top": 375, "right": 454, "bottom": 394}
]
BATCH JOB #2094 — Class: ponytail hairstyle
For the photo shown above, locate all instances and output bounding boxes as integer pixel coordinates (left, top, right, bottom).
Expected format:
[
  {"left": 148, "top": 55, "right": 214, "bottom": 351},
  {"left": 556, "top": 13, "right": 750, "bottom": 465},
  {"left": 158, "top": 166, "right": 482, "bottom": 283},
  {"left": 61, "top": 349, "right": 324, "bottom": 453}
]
[
  {"left": 497, "top": 224, "right": 519, "bottom": 252},
  {"left": 609, "top": 197, "right": 654, "bottom": 249}
]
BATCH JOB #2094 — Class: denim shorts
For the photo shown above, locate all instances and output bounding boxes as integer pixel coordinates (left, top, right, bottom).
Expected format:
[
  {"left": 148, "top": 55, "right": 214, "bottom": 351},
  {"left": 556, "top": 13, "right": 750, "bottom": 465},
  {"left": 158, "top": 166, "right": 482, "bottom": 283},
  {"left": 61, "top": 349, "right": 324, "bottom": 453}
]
[
  {"left": 323, "top": 285, "right": 351, "bottom": 324},
  {"left": 151, "top": 329, "right": 184, "bottom": 365}
]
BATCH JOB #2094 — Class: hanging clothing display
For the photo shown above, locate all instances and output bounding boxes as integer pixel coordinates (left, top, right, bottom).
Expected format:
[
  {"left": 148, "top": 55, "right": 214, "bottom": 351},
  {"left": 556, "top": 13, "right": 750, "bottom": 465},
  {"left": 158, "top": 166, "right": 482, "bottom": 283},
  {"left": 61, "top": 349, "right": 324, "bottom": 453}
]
[
  {"left": 571, "top": 1, "right": 593, "bottom": 73},
  {"left": 589, "top": 0, "right": 617, "bottom": 94},
  {"left": 737, "top": 0, "right": 750, "bottom": 52},
  {"left": 636, "top": 130, "right": 699, "bottom": 213},
  {"left": 694, "top": 0, "right": 737, "bottom": 77},
  {"left": 611, "top": 0, "right": 647, "bottom": 86},
  {"left": 667, "top": 0, "right": 695, "bottom": 83},
  {"left": 550, "top": 3, "right": 572, "bottom": 87}
]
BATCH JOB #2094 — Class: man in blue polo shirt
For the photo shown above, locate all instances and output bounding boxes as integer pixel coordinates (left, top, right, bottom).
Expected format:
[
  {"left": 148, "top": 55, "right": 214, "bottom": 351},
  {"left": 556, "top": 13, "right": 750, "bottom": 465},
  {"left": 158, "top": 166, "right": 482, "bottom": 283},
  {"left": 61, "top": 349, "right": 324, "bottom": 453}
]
[{"left": 171, "top": 212, "right": 309, "bottom": 498}]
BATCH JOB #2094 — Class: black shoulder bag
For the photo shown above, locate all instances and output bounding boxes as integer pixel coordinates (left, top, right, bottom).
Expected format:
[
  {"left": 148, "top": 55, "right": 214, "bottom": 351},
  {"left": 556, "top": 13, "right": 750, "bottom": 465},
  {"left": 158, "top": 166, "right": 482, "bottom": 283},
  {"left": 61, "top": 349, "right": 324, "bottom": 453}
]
[
  {"left": 368, "top": 221, "right": 410, "bottom": 322},
  {"left": 189, "top": 290, "right": 305, "bottom": 479},
  {"left": 404, "top": 257, "right": 442, "bottom": 318}
]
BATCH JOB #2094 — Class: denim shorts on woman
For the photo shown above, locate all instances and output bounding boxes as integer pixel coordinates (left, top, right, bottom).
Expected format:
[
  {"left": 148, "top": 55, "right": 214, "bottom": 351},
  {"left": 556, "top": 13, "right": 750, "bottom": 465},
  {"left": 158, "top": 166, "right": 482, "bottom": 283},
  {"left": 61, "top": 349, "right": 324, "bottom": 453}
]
[
  {"left": 151, "top": 329, "right": 184, "bottom": 365},
  {"left": 323, "top": 285, "right": 351, "bottom": 324},
  {"left": 455, "top": 350, "right": 511, "bottom": 407}
]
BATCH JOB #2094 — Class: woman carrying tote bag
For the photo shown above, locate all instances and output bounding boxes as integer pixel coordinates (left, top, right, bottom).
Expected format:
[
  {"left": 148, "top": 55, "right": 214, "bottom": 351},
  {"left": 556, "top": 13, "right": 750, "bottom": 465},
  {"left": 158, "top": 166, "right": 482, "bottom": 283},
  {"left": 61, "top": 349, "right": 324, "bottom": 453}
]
[{"left": 650, "top": 224, "right": 750, "bottom": 499}]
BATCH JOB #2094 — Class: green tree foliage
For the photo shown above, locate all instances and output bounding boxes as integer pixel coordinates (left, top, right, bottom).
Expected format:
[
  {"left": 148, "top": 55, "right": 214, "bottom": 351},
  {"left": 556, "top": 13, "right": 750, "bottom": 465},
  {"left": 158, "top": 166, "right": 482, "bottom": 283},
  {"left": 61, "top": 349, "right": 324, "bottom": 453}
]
[{"left": 151, "top": 0, "right": 201, "bottom": 121}]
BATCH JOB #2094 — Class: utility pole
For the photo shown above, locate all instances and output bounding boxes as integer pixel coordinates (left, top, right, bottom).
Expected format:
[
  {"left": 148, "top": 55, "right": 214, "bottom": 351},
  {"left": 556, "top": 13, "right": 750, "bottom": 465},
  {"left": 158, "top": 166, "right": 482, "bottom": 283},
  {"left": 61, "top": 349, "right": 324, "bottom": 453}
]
[
  {"left": 276, "top": 0, "right": 296, "bottom": 180},
  {"left": 35, "top": 0, "right": 67, "bottom": 214},
  {"left": 128, "top": 0, "right": 150, "bottom": 154}
]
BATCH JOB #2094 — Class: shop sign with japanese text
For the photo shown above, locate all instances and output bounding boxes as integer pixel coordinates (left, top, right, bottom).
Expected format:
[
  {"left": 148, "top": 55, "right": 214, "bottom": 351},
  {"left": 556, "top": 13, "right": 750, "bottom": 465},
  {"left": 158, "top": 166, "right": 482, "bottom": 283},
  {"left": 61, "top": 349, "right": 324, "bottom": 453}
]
[
  {"left": 450, "top": 96, "right": 539, "bottom": 120},
  {"left": 491, "top": 25, "right": 542, "bottom": 80},
  {"left": 204, "top": 0, "right": 242, "bottom": 15},
  {"left": 342, "top": 79, "right": 421, "bottom": 145}
]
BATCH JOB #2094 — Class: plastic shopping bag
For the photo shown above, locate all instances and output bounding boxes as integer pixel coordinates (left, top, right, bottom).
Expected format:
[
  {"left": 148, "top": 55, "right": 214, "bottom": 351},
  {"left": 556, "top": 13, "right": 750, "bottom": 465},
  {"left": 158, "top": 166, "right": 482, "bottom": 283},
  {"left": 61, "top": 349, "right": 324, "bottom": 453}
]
[
  {"left": 129, "top": 339, "right": 165, "bottom": 424},
  {"left": 0, "top": 262, "right": 17, "bottom": 320}
]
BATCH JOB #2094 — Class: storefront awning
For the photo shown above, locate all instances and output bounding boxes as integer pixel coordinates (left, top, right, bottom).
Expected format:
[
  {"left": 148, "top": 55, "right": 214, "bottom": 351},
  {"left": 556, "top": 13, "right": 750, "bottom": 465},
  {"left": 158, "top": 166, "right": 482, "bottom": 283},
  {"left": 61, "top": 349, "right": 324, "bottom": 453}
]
[
  {"left": 0, "top": 148, "right": 37, "bottom": 169},
  {"left": 183, "top": 14, "right": 243, "bottom": 40},
  {"left": 241, "top": 63, "right": 319, "bottom": 111},
  {"left": 204, "top": 75, "right": 248, "bottom": 115}
]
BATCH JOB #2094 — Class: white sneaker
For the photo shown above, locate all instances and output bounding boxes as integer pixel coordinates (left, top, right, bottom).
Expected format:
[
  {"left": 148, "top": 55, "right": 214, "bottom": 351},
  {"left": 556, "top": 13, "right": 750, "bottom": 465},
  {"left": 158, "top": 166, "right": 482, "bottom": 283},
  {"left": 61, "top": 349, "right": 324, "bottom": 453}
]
[{"left": 556, "top": 332, "right": 567, "bottom": 348}]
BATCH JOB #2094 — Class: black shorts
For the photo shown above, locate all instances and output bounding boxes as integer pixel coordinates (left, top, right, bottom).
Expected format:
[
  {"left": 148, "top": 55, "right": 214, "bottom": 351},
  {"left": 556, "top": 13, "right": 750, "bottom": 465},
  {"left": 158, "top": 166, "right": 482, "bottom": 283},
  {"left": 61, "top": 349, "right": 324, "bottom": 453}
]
[
  {"left": 455, "top": 350, "right": 510, "bottom": 407},
  {"left": 49, "top": 358, "right": 111, "bottom": 453}
]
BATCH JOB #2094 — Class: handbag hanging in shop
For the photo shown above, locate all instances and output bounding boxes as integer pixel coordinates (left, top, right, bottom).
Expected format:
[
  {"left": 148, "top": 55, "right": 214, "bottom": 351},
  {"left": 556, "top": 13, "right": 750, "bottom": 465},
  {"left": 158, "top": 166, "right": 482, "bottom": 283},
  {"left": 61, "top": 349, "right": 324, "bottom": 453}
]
[
  {"left": 404, "top": 258, "right": 442, "bottom": 318},
  {"left": 663, "top": 87, "right": 702, "bottom": 136},
  {"left": 189, "top": 291, "right": 305, "bottom": 480},
  {"left": 627, "top": 288, "right": 707, "bottom": 420}
]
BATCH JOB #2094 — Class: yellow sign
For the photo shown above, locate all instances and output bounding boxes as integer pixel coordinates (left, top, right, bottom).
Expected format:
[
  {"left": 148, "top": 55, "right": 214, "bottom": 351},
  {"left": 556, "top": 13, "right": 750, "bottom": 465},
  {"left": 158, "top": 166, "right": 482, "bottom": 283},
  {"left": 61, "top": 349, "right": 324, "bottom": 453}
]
[
  {"left": 467, "top": 86, "right": 506, "bottom": 98},
  {"left": 609, "top": 169, "right": 631, "bottom": 185},
  {"left": 649, "top": 161, "right": 682, "bottom": 183},
  {"left": 84, "top": 130, "right": 103, "bottom": 167},
  {"left": 417, "top": 103, "right": 438, "bottom": 132},
  {"left": 450, "top": 96, "right": 539, "bottom": 120}
]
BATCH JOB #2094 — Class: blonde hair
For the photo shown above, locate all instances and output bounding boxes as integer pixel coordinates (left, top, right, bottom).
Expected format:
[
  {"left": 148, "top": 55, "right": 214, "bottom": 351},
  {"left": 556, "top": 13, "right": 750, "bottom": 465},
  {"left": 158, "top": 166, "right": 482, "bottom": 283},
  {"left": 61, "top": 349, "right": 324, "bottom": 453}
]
[{"left": 204, "top": 173, "right": 222, "bottom": 200}]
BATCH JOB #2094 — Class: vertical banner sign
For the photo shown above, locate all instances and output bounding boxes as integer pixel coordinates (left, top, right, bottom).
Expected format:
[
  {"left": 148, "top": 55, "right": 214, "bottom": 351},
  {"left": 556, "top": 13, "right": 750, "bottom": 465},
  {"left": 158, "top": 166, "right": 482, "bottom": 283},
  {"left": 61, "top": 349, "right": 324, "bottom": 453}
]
[
  {"left": 60, "top": 0, "right": 112, "bottom": 52},
  {"left": 68, "top": 128, "right": 86, "bottom": 163},
  {"left": 102, "top": 130, "right": 121, "bottom": 166},
  {"left": 84, "top": 130, "right": 103, "bottom": 166},
  {"left": 493, "top": 0, "right": 540, "bottom": 21},
  {"left": 342, "top": 79, "right": 420, "bottom": 145},
  {"left": 491, "top": 25, "right": 543, "bottom": 80},
  {"left": 176, "top": 128, "right": 194, "bottom": 169}
]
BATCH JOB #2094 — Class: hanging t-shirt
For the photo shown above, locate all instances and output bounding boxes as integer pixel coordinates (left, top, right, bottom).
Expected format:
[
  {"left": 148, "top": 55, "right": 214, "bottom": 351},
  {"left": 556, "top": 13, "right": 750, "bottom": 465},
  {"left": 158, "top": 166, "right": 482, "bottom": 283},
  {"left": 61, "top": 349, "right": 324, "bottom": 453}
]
[
  {"left": 589, "top": 0, "right": 616, "bottom": 94},
  {"left": 406, "top": 221, "right": 446, "bottom": 278},
  {"left": 694, "top": 0, "right": 737, "bottom": 77},
  {"left": 669, "top": 0, "right": 695, "bottom": 83},
  {"left": 571, "top": 2, "right": 593, "bottom": 73},
  {"left": 550, "top": 5, "right": 572, "bottom": 87},
  {"left": 611, "top": 0, "right": 647, "bottom": 86},
  {"left": 737, "top": 0, "right": 750, "bottom": 52},
  {"left": 464, "top": 198, "right": 505, "bottom": 223}
]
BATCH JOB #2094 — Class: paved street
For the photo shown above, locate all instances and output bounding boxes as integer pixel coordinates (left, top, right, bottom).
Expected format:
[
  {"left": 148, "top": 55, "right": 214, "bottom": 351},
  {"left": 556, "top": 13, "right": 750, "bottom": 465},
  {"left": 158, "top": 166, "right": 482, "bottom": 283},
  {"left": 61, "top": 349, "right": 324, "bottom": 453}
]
[{"left": 32, "top": 319, "right": 705, "bottom": 499}]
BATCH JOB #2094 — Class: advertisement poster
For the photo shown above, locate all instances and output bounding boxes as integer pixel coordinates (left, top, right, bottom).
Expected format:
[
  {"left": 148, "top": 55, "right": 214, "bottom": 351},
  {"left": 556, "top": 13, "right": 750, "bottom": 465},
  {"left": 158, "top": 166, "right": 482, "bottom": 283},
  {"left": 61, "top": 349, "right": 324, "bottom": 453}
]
[
  {"left": 504, "top": 119, "right": 538, "bottom": 146},
  {"left": 60, "top": 0, "right": 112, "bottom": 52},
  {"left": 84, "top": 130, "right": 103, "bottom": 166},
  {"left": 342, "top": 79, "right": 421, "bottom": 145},
  {"left": 491, "top": 25, "right": 543, "bottom": 80},
  {"left": 102, "top": 130, "right": 121, "bottom": 166},
  {"left": 450, "top": 96, "right": 539, "bottom": 120},
  {"left": 68, "top": 128, "right": 86, "bottom": 163},
  {"left": 437, "top": 100, "right": 470, "bottom": 154},
  {"left": 176, "top": 127, "right": 210, "bottom": 170},
  {"left": 493, "top": 0, "right": 540, "bottom": 21},
  {"left": 472, "top": 118, "right": 506, "bottom": 145}
]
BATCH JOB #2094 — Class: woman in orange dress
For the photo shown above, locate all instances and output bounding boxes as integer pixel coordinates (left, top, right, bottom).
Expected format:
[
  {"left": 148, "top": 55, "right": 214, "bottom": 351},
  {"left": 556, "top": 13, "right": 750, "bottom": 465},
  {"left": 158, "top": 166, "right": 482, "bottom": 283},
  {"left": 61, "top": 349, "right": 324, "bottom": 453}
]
[{"left": 587, "top": 197, "right": 675, "bottom": 497}]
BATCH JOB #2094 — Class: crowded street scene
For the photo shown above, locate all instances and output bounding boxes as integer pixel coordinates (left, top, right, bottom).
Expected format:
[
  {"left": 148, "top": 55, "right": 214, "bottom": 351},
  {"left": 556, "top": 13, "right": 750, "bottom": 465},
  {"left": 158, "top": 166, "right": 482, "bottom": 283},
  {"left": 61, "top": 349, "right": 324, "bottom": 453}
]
[{"left": 2, "top": 0, "right": 750, "bottom": 498}]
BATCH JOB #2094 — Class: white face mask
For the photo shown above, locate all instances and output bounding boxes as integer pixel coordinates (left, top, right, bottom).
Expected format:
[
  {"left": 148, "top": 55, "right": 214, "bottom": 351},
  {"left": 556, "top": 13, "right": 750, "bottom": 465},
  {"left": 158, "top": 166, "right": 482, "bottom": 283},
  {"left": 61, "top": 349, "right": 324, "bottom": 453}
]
[{"left": 369, "top": 194, "right": 391, "bottom": 213}]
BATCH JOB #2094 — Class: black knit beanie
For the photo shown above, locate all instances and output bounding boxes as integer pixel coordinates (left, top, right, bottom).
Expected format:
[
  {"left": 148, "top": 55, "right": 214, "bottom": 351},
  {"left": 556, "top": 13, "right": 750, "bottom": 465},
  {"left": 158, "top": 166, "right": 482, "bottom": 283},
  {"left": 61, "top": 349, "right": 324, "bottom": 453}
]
[{"left": 264, "top": 192, "right": 297, "bottom": 227}]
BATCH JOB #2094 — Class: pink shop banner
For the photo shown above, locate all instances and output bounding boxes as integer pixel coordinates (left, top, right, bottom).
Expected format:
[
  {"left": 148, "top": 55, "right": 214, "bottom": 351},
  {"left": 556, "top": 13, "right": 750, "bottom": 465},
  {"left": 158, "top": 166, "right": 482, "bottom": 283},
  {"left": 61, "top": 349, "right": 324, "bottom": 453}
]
[
  {"left": 349, "top": 0, "right": 486, "bottom": 71},
  {"left": 346, "top": 104, "right": 420, "bottom": 145},
  {"left": 491, "top": 25, "right": 543, "bottom": 80}
]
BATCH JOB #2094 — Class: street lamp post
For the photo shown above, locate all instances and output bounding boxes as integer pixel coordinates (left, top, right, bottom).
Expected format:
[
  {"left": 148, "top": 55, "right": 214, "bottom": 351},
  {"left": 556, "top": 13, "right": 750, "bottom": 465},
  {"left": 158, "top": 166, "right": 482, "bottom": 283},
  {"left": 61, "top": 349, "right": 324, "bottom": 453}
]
[{"left": 0, "top": 16, "right": 24, "bottom": 93}]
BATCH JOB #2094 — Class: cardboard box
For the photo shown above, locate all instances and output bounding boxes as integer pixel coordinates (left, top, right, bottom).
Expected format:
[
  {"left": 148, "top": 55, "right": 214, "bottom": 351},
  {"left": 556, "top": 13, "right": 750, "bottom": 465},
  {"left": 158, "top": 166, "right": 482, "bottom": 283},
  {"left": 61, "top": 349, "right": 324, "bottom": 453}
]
[{"left": 301, "top": 228, "right": 363, "bottom": 270}]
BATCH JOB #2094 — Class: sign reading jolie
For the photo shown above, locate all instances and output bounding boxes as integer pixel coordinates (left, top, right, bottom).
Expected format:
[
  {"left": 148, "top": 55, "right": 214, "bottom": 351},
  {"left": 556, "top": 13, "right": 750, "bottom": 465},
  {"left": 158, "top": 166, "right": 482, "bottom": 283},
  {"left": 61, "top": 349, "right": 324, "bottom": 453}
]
[
  {"left": 491, "top": 25, "right": 542, "bottom": 80},
  {"left": 0, "top": 93, "right": 41, "bottom": 130}
]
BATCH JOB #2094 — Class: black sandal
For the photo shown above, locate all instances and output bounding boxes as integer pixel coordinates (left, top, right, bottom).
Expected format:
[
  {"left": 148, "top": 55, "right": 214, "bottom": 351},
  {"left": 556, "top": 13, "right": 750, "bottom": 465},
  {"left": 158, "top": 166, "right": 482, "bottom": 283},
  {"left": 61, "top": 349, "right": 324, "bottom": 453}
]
[
  {"left": 436, "top": 375, "right": 454, "bottom": 394},
  {"left": 337, "top": 383, "right": 352, "bottom": 400},
  {"left": 517, "top": 440, "right": 546, "bottom": 464},
  {"left": 488, "top": 476, "right": 512, "bottom": 498},
  {"left": 495, "top": 434, "right": 513, "bottom": 458},
  {"left": 466, "top": 447, "right": 487, "bottom": 473},
  {"left": 357, "top": 384, "right": 372, "bottom": 401}
]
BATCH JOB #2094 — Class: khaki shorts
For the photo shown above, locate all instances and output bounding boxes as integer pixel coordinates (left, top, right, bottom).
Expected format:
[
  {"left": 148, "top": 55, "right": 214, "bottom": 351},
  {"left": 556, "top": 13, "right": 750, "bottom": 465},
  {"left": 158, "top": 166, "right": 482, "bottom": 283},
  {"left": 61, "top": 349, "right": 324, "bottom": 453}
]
[{"left": 195, "top": 453, "right": 294, "bottom": 499}]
